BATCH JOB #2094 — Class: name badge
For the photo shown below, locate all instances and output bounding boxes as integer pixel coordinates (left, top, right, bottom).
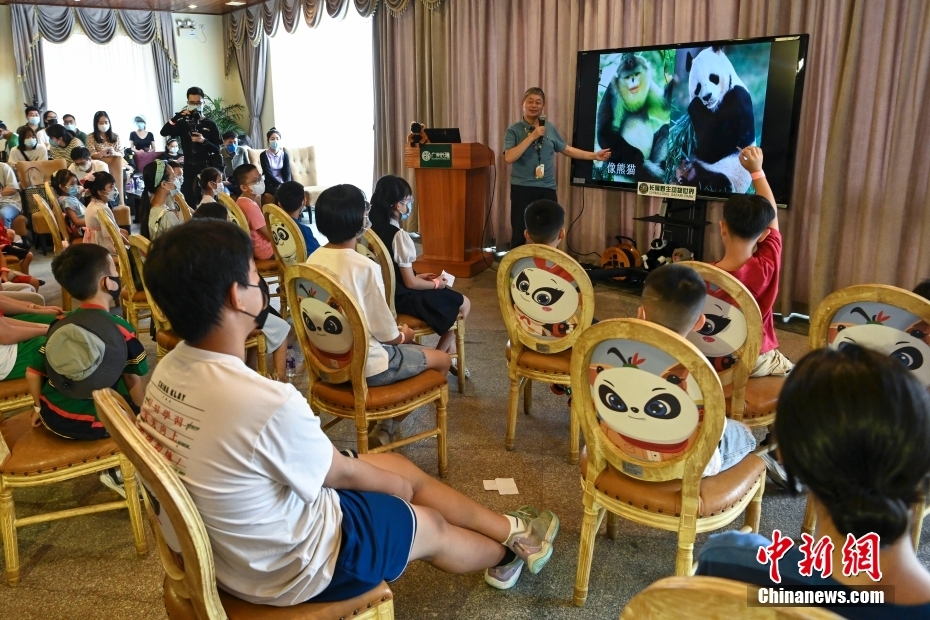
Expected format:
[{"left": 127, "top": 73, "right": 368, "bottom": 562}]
[{"left": 535, "top": 164, "right": 545, "bottom": 179}]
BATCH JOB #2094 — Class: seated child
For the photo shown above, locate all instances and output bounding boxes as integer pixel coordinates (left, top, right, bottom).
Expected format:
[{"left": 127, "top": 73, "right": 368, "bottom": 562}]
[
  {"left": 161, "top": 139, "right": 183, "bottom": 164},
  {"left": 192, "top": 202, "right": 229, "bottom": 221},
  {"left": 68, "top": 147, "right": 108, "bottom": 183},
  {"left": 0, "top": 311, "right": 48, "bottom": 382},
  {"left": 639, "top": 264, "right": 756, "bottom": 476},
  {"left": 370, "top": 175, "right": 469, "bottom": 370},
  {"left": 83, "top": 171, "right": 127, "bottom": 254},
  {"left": 220, "top": 130, "right": 248, "bottom": 196},
  {"left": 196, "top": 167, "right": 224, "bottom": 208},
  {"left": 26, "top": 243, "right": 147, "bottom": 495},
  {"left": 52, "top": 168, "right": 86, "bottom": 240},
  {"left": 144, "top": 218, "right": 561, "bottom": 597},
  {"left": 523, "top": 198, "right": 566, "bottom": 247},
  {"left": 233, "top": 164, "right": 275, "bottom": 261},
  {"left": 715, "top": 146, "right": 791, "bottom": 377},
  {"left": 276, "top": 180, "right": 320, "bottom": 256},
  {"left": 308, "top": 184, "right": 451, "bottom": 446},
  {"left": 697, "top": 345, "right": 930, "bottom": 617},
  {"left": 138, "top": 160, "right": 182, "bottom": 241},
  {"left": 0, "top": 224, "right": 40, "bottom": 291}
]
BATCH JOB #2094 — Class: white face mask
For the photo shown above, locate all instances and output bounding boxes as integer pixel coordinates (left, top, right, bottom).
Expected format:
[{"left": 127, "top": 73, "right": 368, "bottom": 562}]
[
  {"left": 168, "top": 147, "right": 179, "bottom": 155},
  {"left": 98, "top": 123, "right": 110, "bottom": 132},
  {"left": 64, "top": 123, "right": 76, "bottom": 132},
  {"left": 250, "top": 180, "right": 265, "bottom": 196},
  {"left": 25, "top": 138, "right": 37, "bottom": 148},
  {"left": 163, "top": 178, "right": 179, "bottom": 194}
]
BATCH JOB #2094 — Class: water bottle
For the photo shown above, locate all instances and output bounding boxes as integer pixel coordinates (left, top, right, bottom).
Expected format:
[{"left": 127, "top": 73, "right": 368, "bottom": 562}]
[{"left": 285, "top": 345, "right": 297, "bottom": 378}]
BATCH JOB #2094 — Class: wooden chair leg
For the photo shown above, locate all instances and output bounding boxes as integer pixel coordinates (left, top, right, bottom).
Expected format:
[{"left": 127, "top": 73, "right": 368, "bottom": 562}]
[
  {"left": 437, "top": 386, "right": 449, "bottom": 478},
  {"left": 505, "top": 375, "right": 520, "bottom": 451},
  {"left": 522, "top": 378, "right": 532, "bottom": 415},
  {"left": 675, "top": 516, "right": 697, "bottom": 576},
  {"left": 801, "top": 492, "right": 817, "bottom": 537},
  {"left": 356, "top": 418, "right": 369, "bottom": 455},
  {"left": 574, "top": 495, "right": 603, "bottom": 607},
  {"left": 606, "top": 512, "right": 620, "bottom": 540},
  {"left": 118, "top": 456, "right": 148, "bottom": 557},
  {"left": 911, "top": 501, "right": 926, "bottom": 550},
  {"left": 256, "top": 334, "right": 268, "bottom": 377},
  {"left": 455, "top": 320, "right": 465, "bottom": 394},
  {"left": 0, "top": 483, "right": 19, "bottom": 586},
  {"left": 745, "top": 476, "right": 765, "bottom": 533},
  {"left": 569, "top": 392, "right": 580, "bottom": 465}
]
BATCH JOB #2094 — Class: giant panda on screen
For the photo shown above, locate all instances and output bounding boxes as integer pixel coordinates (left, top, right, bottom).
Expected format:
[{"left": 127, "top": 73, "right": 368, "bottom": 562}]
[{"left": 677, "top": 47, "right": 755, "bottom": 194}]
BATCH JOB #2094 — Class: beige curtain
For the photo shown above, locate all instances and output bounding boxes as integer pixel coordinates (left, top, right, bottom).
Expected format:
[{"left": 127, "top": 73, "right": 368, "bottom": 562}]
[
  {"left": 373, "top": 0, "right": 930, "bottom": 315},
  {"left": 373, "top": 0, "right": 450, "bottom": 229}
]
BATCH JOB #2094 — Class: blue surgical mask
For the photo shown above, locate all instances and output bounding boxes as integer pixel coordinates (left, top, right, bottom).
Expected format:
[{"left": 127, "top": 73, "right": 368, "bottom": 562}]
[
  {"left": 269, "top": 140, "right": 279, "bottom": 150},
  {"left": 25, "top": 138, "right": 37, "bottom": 148},
  {"left": 67, "top": 184, "right": 80, "bottom": 197},
  {"left": 398, "top": 200, "right": 413, "bottom": 221},
  {"left": 176, "top": 175, "right": 184, "bottom": 189},
  {"left": 226, "top": 144, "right": 237, "bottom": 154},
  {"left": 27, "top": 116, "right": 39, "bottom": 126},
  {"left": 135, "top": 122, "right": 146, "bottom": 130},
  {"left": 64, "top": 124, "right": 76, "bottom": 132}
]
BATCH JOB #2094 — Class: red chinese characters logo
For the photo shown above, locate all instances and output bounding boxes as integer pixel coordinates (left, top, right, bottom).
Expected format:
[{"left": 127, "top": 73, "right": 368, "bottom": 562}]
[
  {"left": 757, "top": 531, "right": 881, "bottom": 583},
  {"left": 756, "top": 529, "right": 794, "bottom": 583},
  {"left": 841, "top": 533, "right": 882, "bottom": 582}
]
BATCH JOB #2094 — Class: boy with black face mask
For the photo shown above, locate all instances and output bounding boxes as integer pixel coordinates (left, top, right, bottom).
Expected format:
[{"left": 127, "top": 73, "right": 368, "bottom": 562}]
[{"left": 26, "top": 244, "right": 148, "bottom": 451}]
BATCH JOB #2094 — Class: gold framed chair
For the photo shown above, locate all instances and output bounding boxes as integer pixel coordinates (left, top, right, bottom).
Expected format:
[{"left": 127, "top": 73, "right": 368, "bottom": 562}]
[
  {"left": 803, "top": 284, "right": 930, "bottom": 548},
  {"left": 357, "top": 229, "right": 467, "bottom": 394},
  {"left": 0, "top": 381, "right": 34, "bottom": 416},
  {"left": 620, "top": 576, "right": 843, "bottom": 619},
  {"left": 42, "top": 182, "right": 76, "bottom": 242},
  {"left": 218, "top": 193, "right": 284, "bottom": 316},
  {"left": 93, "top": 389, "right": 394, "bottom": 619},
  {"left": 99, "top": 212, "right": 151, "bottom": 333},
  {"left": 497, "top": 245, "right": 595, "bottom": 463},
  {"left": 0, "top": 405, "right": 147, "bottom": 586},
  {"left": 263, "top": 203, "right": 309, "bottom": 321},
  {"left": 174, "top": 192, "right": 194, "bottom": 223},
  {"left": 572, "top": 318, "right": 765, "bottom": 606},
  {"left": 285, "top": 264, "right": 450, "bottom": 476},
  {"left": 127, "top": 235, "right": 268, "bottom": 374},
  {"left": 681, "top": 262, "right": 783, "bottom": 429},
  {"left": 31, "top": 193, "right": 72, "bottom": 310}
]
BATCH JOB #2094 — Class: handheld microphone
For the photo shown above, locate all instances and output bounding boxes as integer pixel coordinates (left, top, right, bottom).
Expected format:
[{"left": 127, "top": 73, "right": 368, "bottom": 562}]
[{"left": 539, "top": 114, "right": 546, "bottom": 127}]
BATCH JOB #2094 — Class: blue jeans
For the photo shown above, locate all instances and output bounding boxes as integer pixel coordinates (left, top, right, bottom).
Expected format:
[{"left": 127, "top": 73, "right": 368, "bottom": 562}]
[
  {"left": 0, "top": 204, "right": 21, "bottom": 228},
  {"left": 718, "top": 419, "right": 756, "bottom": 472}
]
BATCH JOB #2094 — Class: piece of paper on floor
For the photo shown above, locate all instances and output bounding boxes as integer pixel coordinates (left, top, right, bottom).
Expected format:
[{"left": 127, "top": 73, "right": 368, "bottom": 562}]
[
  {"left": 495, "top": 478, "right": 519, "bottom": 495},
  {"left": 483, "top": 479, "right": 498, "bottom": 491},
  {"left": 440, "top": 270, "right": 455, "bottom": 288}
]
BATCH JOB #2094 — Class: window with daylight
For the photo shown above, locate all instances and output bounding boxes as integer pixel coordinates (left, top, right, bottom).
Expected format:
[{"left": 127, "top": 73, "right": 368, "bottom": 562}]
[
  {"left": 270, "top": 10, "right": 374, "bottom": 194},
  {"left": 44, "top": 29, "right": 164, "bottom": 149}
]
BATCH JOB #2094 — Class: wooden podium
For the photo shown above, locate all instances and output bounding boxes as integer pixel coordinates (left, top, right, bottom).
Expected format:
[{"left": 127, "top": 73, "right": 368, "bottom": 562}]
[{"left": 404, "top": 143, "right": 494, "bottom": 278}]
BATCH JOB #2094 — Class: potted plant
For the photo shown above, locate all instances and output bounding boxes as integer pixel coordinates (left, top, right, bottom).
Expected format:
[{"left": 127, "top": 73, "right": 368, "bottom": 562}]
[{"left": 203, "top": 95, "right": 247, "bottom": 135}]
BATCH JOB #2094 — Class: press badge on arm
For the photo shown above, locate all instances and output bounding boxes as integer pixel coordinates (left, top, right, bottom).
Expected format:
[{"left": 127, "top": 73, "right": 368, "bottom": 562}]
[{"left": 535, "top": 164, "right": 545, "bottom": 179}]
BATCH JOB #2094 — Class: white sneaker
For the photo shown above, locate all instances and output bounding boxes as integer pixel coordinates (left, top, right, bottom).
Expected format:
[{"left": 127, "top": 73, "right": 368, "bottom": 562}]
[{"left": 99, "top": 468, "right": 126, "bottom": 498}]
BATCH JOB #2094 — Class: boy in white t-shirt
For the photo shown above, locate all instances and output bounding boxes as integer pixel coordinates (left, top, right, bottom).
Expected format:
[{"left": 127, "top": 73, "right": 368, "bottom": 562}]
[
  {"left": 307, "top": 184, "right": 452, "bottom": 447},
  {"left": 142, "top": 220, "right": 561, "bottom": 603}
]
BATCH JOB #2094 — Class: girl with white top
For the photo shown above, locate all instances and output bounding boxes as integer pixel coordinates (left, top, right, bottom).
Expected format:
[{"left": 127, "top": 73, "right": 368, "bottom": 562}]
[
  {"left": 82, "top": 171, "right": 125, "bottom": 254},
  {"left": 196, "top": 167, "right": 224, "bottom": 207},
  {"left": 370, "top": 175, "right": 471, "bottom": 365},
  {"left": 9, "top": 127, "right": 48, "bottom": 163},
  {"left": 138, "top": 160, "right": 182, "bottom": 241}
]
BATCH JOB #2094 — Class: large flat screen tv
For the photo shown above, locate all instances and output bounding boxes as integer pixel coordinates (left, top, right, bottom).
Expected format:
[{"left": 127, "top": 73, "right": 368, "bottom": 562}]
[{"left": 570, "top": 34, "right": 808, "bottom": 206}]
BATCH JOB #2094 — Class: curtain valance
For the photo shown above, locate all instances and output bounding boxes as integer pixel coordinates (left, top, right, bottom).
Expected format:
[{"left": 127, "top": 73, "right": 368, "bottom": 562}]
[
  {"left": 11, "top": 4, "right": 178, "bottom": 124},
  {"left": 224, "top": 0, "right": 445, "bottom": 68}
]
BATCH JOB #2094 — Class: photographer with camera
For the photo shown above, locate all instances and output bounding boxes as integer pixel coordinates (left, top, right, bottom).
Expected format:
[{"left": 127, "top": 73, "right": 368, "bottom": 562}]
[{"left": 160, "top": 86, "right": 220, "bottom": 205}]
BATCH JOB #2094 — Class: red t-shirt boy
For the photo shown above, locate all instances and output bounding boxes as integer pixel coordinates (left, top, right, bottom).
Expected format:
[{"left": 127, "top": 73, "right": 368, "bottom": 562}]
[{"left": 714, "top": 147, "right": 793, "bottom": 378}]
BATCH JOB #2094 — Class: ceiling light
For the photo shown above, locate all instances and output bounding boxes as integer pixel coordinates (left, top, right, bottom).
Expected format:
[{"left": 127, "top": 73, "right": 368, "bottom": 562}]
[
  {"left": 227, "top": 1, "right": 246, "bottom": 5},
  {"left": 189, "top": 4, "right": 197, "bottom": 7}
]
